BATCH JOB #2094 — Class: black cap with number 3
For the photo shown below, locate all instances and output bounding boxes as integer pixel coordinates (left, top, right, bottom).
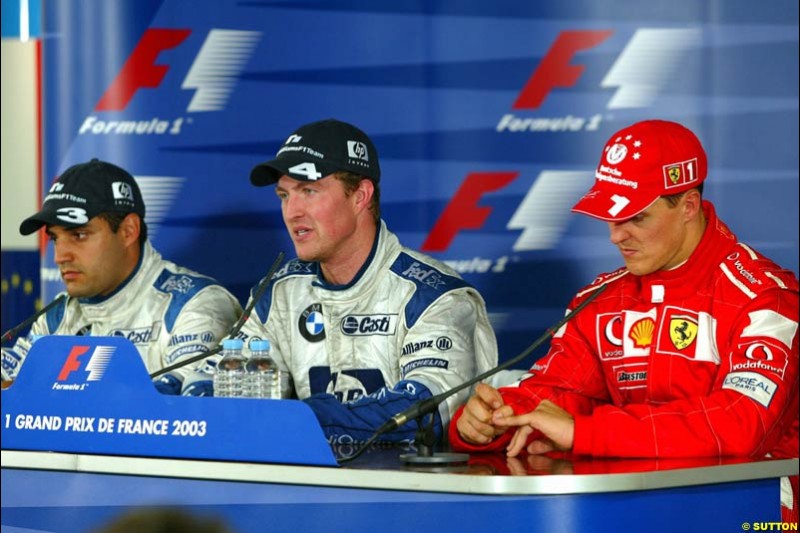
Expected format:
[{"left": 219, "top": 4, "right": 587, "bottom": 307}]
[{"left": 19, "top": 159, "right": 145, "bottom": 235}]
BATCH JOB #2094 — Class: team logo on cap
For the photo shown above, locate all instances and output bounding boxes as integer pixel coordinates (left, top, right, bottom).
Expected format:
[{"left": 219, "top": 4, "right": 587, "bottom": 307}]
[
  {"left": 347, "top": 141, "right": 369, "bottom": 161},
  {"left": 662, "top": 158, "right": 700, "bottom": 190},
  {"left": 605, "top": 143, "right": 628, "bottom": 164},
  {"left": 299, "top": 303, "right": 325, "bottom": 343},
  {"left": 667, "top": 165, "right": 682, "bottom": 185},
  {"left": 112, "top": 182, "right": 134, "bottom": 202}
]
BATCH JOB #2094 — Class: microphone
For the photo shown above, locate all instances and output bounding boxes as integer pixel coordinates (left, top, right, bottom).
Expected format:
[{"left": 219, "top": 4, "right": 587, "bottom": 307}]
[
  {"left": 1, "top": 294, "right": 67, "bottom": 344},
  {"left": 149, "top": 251, "right": 285, "bottom": 379},
  {"left": 339, "top": 282, "right": 608, "bottom": 465}
]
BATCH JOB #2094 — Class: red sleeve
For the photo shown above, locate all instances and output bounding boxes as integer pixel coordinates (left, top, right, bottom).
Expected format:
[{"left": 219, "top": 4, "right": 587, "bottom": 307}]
[
  {"left": 573, "top": 289, "right": 799, "bottom": 458},
  {"left": 450, "top": 292, "right": 609, "bottom": 452}
]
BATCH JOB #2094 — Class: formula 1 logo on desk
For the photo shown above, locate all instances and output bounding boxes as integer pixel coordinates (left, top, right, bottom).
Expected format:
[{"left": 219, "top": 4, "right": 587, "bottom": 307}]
[{"left": 54, "top": 345, "right": 115, "bottom": 390}]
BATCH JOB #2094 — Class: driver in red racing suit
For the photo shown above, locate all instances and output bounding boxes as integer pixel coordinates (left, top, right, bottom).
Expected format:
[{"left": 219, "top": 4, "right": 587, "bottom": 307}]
[{"left": 449, "top": 120, "right": 798, "bottom": 521}]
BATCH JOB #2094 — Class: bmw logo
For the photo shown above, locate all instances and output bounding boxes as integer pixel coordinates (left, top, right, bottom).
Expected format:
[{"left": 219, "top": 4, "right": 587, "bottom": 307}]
[{"left": 299, "top": 303, "right": 325, "bottom": 342}]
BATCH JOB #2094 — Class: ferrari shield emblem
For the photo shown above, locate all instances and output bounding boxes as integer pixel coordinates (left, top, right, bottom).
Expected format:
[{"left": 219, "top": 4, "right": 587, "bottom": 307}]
[
  {"left": 669, "top": 315, "right": 698, "bottom": 350},
  {"left": 667, "top": 165, "right": 682, "bottom": 184}
]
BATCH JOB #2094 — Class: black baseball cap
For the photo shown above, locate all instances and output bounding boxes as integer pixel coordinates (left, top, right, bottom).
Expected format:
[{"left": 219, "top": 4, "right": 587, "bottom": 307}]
[
  {"left": 250, "top": 119, "right": 381, "bottom": 186},
  {"left": 19, "top": 158, "right": 145, "bottom": 235}
]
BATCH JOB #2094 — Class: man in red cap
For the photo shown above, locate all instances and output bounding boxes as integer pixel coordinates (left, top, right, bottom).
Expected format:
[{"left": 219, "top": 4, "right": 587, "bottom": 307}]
[{"left": 449, "top": 120, "right": 798, "bottom": 521}]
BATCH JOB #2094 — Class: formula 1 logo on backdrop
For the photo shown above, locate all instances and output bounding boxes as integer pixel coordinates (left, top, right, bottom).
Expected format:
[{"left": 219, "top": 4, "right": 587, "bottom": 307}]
[
  {"left": 422, "top": 170, "right": 589, "bottom": 270},
  {"left": 497, "top": 28, "right": 701, "bottom": 133},
  {"left": 78, "top": 28, "right": 261, "bottom": 136},
  {"left": 425, "top": 27, "right": 702, "bottom": 269},
  {"left": 53, "top": 345, "right": 116, "bottom": 390}
]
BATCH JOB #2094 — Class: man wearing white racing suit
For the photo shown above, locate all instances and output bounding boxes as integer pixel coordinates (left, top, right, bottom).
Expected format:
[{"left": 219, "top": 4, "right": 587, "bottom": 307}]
[
  {"left": 245, "top": 119, "right": 498, "bottom": 442},
  {"left": 1, "top": 159, "right": 241, "bottom": 395}
]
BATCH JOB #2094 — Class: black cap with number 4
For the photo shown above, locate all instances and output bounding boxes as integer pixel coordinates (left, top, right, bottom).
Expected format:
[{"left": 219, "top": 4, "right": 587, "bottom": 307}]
[{"left": 250, "top": 119, "right": 381, "bottom": 186}]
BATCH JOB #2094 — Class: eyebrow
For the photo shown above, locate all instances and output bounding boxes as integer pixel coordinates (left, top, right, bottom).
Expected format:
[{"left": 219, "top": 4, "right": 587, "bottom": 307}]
[{"left": 46, "top": 224, "right": 89, "bottom": 235}]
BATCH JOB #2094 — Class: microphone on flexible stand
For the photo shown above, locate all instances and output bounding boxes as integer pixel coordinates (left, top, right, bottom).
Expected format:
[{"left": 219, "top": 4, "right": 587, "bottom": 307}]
[
  {"left": 1, "top": 294, "right": 67, "bottom": 344},
  {"left": 149, "top": 251, "right": 285, "bottom": 379},
  {"left": 338, "top": 283, "right": 608, "bottom": 466}
]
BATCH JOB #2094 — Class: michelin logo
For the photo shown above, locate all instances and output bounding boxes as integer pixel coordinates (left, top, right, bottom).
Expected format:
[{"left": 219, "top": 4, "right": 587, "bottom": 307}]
[{"left": 402, "top": 358, "right": 449, "bottom": 375}]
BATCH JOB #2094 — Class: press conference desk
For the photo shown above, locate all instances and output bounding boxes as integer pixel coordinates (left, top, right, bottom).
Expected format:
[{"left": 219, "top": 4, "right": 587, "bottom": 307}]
[
  {"left": 2, "top": 449, "right": 797, "bottom": 532},
  {"left": 2, "top": 336, "right": 798, "bottom": 532}
]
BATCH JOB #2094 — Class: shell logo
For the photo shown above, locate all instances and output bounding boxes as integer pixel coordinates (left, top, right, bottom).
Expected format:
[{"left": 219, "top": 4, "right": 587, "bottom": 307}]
[{"left": 629, "top": 318, "right": 655, "bottom": 348}]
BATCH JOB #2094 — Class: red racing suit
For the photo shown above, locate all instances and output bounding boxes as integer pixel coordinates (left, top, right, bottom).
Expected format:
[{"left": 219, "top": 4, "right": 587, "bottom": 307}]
[{"left": 450, "top": 202, "right": 799, "bottom": 519}]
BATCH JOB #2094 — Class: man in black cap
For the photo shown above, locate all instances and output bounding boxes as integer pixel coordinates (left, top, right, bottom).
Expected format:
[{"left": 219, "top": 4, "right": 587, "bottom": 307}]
[
  {"left": 242, "top": 118, "right": 498, "bottom": 443},
  {"left": 2, "top": 159, "right": 241, "bottom": 396}
]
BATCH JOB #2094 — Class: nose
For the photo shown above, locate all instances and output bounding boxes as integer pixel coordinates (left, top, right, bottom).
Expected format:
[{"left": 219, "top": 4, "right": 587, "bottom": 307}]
[
  {"left": 282, "top": 192, "right": 304, "bottom": 220},
  {"left": 608, "top": 222, "right": 629, "bottom": 246},
  {"left": 53, "top": 240, "right": 73, "bottom": 265}
]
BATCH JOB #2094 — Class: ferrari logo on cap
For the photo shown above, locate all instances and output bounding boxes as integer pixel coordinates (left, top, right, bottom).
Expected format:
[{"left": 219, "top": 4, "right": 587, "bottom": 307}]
[
  {"left": 669, "top": 315, "right": 698, "bottom": 350},
  {"left": 667, "top": 165, "right": 682, "bottom": 184}
]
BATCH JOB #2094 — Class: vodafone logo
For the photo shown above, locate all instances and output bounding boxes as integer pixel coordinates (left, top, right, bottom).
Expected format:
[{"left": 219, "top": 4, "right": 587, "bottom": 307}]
[
  {"left": 79, "top": 28, "right": 260, "bottom": 136},
  {"left": 606, "top": 143, "right": 628, "bottom": 164}
]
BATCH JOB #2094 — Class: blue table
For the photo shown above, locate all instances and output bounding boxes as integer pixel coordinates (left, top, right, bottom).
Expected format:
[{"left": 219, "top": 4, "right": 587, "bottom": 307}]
[{"left": 2, "top": 337, "right": 796, "bottom": 532}]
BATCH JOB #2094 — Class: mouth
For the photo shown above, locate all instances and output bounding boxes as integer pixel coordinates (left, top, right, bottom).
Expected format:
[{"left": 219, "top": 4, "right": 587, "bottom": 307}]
[
  {"left": 61, "top": 270, "right": 81, "bottom": 281},
  {"left": 292, "top": 227, "right": 312, "bottom": 240}
]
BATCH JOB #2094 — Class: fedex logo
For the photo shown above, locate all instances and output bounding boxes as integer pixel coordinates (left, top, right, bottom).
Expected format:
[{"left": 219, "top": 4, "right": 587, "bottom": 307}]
[
  {"left": 95, "top": 28, "right": 261, "bottom": 112},
  {"left": 422, "top": 170, "right": 588, "bottom": 252},
  {"left": 55, "top": 345, "right": 115, "bottom": 387},
  {"left": 498, "top": 28, "right": 700, "bottom": 133}
]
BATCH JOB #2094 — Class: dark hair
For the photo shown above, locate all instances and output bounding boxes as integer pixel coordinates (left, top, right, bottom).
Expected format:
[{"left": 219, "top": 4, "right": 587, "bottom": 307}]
[
  {"left": 334, "top": 171, "right": 381, "bottom": 223},
  {"left": 98, "top": 212, "right": 148, "bottom": 246},
  {"left": 92, "top": 506, "right": 231, "bottom": 533},
  {"left": 662, "top": 183, "right": 704, "bottom": 207}
]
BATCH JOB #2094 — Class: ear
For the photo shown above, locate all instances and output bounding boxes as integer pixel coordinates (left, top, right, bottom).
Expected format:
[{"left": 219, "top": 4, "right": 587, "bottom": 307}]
[
  {"left": 354, "top": 179, "right": 375, "bottom": 212},
  {"left": 682, "top": 188, "right": 702, "bottom": 222},
  {"left": 119, "top": 213, "right": 141, "bottom": 247}
]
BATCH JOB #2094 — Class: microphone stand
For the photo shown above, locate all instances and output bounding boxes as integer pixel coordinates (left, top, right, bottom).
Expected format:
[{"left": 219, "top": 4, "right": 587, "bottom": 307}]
[
  {"left": 2, "top": 294, "right": 67, "bottom": 344},
  {"left": 149, "top": 252, "right": 284, "bottom": 379},
  {"left": 338, "top": 283, "right": 608, "bottom": 466}
]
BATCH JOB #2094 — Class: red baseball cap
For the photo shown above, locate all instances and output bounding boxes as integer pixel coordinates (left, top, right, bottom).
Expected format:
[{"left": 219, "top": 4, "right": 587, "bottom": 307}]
[{"left": 571, "top": 120, "right": 707, "bottom": 221}]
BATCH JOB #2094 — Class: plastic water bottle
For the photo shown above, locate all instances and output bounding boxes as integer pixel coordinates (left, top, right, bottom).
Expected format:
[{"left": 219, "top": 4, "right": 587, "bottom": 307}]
[
  {"left": 213, "top": 339, "right": 246, "bottom": 397},
  {"left": 245, "top": 340, "right": 281, "bottom": 399}
]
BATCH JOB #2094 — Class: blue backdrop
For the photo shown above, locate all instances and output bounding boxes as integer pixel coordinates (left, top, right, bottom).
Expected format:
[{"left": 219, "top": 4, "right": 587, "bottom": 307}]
[{"left": 39, "top": 0, "right": 799, "bottom": 363}]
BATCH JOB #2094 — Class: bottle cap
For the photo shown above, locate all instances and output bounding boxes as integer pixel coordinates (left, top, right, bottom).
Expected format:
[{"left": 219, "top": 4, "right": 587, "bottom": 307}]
[
  {"left": 250, "top": 339, "right": 271, "bottom": 352},
  {"left": 222, "top": 338, "right": 244, "bottom": 350}
]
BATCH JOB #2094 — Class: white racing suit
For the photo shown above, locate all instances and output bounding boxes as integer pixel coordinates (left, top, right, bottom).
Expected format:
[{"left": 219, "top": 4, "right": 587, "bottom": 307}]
[
  {"left": 239, "top": 221, "right": 498, "bottom": 443},
  {"left": 1, "top": 242, "right": 241, "bottom": 395}
]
